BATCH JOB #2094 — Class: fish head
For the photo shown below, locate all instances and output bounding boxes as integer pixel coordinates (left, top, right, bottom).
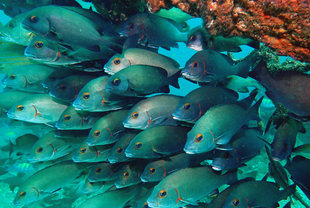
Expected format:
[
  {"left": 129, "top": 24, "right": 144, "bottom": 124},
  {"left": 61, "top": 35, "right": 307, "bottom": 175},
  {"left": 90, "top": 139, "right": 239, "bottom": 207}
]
[
  {"left": 106, "top": 74, "right": 130, "bottom": 96},
  {"left": 2, "top": 73, "right": 27, "bottom": 89},
  {"left": 49, "top": 79, "right": 76, "bottom": 102},
  {"left": 89, "top": 163, "right": 118, "bottom": 182},
  {"left": 28, "top": 142, "right": 52, "bottom": 163},
  {"left": 104, "top": 53, "right": 130, "bottom": 75},
  {"left": 22, "top": 10, "right": 50, "bottom": 36},
  {"left": 115, "top": 165, "right": 138, "bottom": 188},
  {"left": 172, "top": 100, "right": 200, "bottom": 123},
  {"left": 119, "top": 14, "right": 144, "bottom": 37},
  {"left": 87, "top": 125, "right": 113, "bottom": 146},
  {"left": 186, "top": 30, "right": 205, "bottom": 51},
  {"left": 140, "top": 163, "right": 165, "bottom": 182},
  {"left": 123, "top": 108, "right": 149, "bottom": 130},
  {"left": 125, "top": 136, "right": 149, "bottom": 158},
  {"left": 147, "top": 184, "right": 180, "bottom": 208},
  {"left": 24, "top": 38, "right": 56, "bottom": 62},
  {"left": 55, "top": 109, "right": 80, "bottom": 130},
  {"left": 7, "top": 101, "right": 38, "bottom": 122},
  {"left": 108, "top": 144, "right": 127, "bottom": 163},
  {"left": 42, "top": 73, "right": 59, "bottom": 89},
  {"left": 184, "top": 129, "right": 216, "bottom": 154},
  {"left": 211, "top": 151, "right": 236, "bottom": 171},
  {"left": 271, "top": 141, "right": 291, "bottom": 161},
  {"left": 72, "top": 144, "right": 93, "bottom": 162},
  {"left": 223, "top": 193, "right": 248, "bottom": 208},
  {"left": 14, "top": 186, "right": 42, "bottom": 207},
  {"left": 182, "top": 57, "right": 206, "bottom": 82}
]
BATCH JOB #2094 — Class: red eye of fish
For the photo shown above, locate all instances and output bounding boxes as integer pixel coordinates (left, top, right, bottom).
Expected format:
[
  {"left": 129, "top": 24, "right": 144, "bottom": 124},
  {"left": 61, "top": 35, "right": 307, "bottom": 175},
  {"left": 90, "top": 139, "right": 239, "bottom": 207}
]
[
  {"left": 232, "top": 199, "right": 240, "bottom": 206},
  {"left": 135, "top": 142, "right": 142, "bottom": 149},
  {"left": 191, "top": 61, "right": 198, "bottom": 68},
  {"left": 123, "top": 171, "right": 129, "bottom": 177},
  {"left": 34, "top": 41, "right": 43, "bottom": 49},
  {"left": 116, "top": 147, "right": 123, "bottom": 153},
  {"left": 112, "top": 78, "right": 121, "bottom": 86},
  {"left": 16, "top": 105, "right": 24, "bottom": 111},
  {"left": 131, "top": 112, "right": 139, "bottom": 119},
  {"left": 184, "top": 103, "right": 191, "bottom": 110},
  {"left": 9, "top": 74, "right": 16, "bottom": 80},
  {"left": 19, "top": 191, "right": 26, "bottom": 198},
  {"left": 195, "top": 134, "right": 203, "bottom": 143},
  {"left": 159, "top": 190, "right": 167, "bottom": 198},
  {"left": 149, "top": 168, "right": 156, "bottom": 174},
  {"left": 35, "top": 147, "right": 43, "bottom": 153},
  {"left": 93, "top": 130, "right": 101, "bottom": 137},
  {"left": 82, "top": 92, "right": 90, "bottom": 100},
  {"left": 63, "top": 114, "right": 71, "bottom": 121},
  {"left": 113, "top": 58, "right": 121, "bottom": 65},
  {"left": 30, "top": 16, "right": 38, "bottom": 23},
  {"left": 79, "top": 147, "right": 86, "bottom": 154},
  {"left": 95, "top": 167, "right": 102, "bottom": 173}
]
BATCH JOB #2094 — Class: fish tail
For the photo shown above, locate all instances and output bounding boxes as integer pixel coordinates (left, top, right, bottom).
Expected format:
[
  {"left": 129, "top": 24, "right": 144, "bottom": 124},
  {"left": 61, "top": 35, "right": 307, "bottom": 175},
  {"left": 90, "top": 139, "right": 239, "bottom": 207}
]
[
  {"left": 168, "top": 70, "right": 181, "bottom": 89},
  {"left": 248, "top": 96, "right": 263, "bottom": 121},
  {"left": 235, "top": 50, "right": 261, "bottom": 78},
  {"left": 281, "top": 184, "right": 296, "bottom": 200}
]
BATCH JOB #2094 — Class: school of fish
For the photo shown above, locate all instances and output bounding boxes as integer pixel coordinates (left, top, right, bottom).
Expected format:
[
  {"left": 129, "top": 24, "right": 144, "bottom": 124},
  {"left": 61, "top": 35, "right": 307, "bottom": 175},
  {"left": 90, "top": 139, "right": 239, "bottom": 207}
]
[{"left": 0, "top": 1, "right": 309, "bottom": 208}]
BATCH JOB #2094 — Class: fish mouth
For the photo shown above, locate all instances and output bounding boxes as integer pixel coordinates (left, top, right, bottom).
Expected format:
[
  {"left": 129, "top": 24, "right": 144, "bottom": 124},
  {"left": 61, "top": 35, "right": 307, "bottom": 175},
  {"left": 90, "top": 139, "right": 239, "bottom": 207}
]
[
  {"left": 107, "top": 157, "right": 117, "bottom": 164},
  {"left": 72, "top": 102, "right": 85, "bottom": 111},
  {"left": 124, "top": 150, "right": 134, "bottom": 158},
  {"left": 147, "top": 200, "right": 169, "bottom": 208},
  {"left": 6, "top": 111, "right": 17, "bottom": 119},
  {"left": 24, "top": 51, "right": 38, "bottom": 59},
  {"left": 103, "top": 66, "right": 114, "bottom": 75},
  {"left": 183, "top": 146, "right": 198, "bottom": 154},
  {"left": 140, "top": 176, "right": 148, "bottom": 182},
  {"left": 211, "top": 165, "right": 223, "bottom": 171}
]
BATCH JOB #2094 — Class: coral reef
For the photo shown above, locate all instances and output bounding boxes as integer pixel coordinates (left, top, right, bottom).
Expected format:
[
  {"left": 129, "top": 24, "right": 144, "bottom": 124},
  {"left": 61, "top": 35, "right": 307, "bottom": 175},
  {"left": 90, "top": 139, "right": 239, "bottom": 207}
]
[{"left": 145, "top": 0, "right": 310, "bottom": 62}]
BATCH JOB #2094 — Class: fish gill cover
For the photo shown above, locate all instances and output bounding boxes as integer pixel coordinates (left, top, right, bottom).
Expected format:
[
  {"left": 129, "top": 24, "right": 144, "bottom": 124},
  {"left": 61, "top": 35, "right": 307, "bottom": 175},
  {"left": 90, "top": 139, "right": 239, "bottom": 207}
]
[{"left": 0, "top": 0, "right": 309, "bottom": 208}]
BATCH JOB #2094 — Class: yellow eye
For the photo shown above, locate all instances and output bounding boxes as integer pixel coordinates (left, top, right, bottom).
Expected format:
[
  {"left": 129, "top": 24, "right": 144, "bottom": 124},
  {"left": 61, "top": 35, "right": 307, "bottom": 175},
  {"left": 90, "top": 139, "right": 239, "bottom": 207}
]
[
  {"left": 131, "top": 112, "right": 139, "bottom": 119},
  {"left": 233, "top": 198, "right": 240, "bottom": 206},
  {"left": 149, "top": 167, "right": 155, "bottom": 174},
  {"left": 95, "top": 167, "right": 101, "bottom": 173},
  {"left": 184, "top": 103, "right": 191, "bottom": 110},
  {"left": 123, "top": 171, "right": 129, "bottom": 177},
  {"left": 191, "top": 61, "right": 198, "bottom": 68},
  {"left": 116, "top": 147, "right": 123, "bottom": 153},
  {"left": 88, "top": 181, "right": 94, "bottom": 186},
  {"left": 34, "top": 41, "right": 43, "bottom": 49},
  {"left": 82, "top": 92, "right": 90, "bottom": 100},
  {"left": 112, "top": 78, "right": 121, "bottom": 86},
  {"left": 195, "top": 134, "right": 203, "bottom": 143},
  {"left": 30, "top": 16, "right": 38, "bottom": 23},
  {"left": 16, "top": 105, "right": 24, "bottom": 111},
  {"left": 35, "top": 147, "right": 43, "bottom": 153},
  {"left": 93, "top": 130, "right": 101, "bottom": 137},
  {"left": 9, "top": 74, "right": 16, "bottom": 80},
  {"left": 159, "top": 190, "right": 167, "bottom": 198},
  {"left": 79, "top": 147, "right": 86, "bottom": 154},
  {"left": 63, "top": 114, "right": 71, "bottom": 121},
  {"left": 19, "top": 191, "right": 26, "bottom": 199},
  {"left": 113, "top": 58, "right": 121, "bottom": 65},
  {"left": 135, "top": 142, "right": 142, "bottom": 149}
]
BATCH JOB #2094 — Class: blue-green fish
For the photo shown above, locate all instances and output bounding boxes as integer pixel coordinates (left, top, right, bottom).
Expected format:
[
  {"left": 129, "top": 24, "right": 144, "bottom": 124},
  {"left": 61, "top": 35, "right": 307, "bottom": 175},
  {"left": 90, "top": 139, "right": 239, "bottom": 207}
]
[
  {"left": 72, "top": 143, "right": 113, "bottom": 163},
  {"left": 88, "top": 162, "right": 122, "bottom": 182}
]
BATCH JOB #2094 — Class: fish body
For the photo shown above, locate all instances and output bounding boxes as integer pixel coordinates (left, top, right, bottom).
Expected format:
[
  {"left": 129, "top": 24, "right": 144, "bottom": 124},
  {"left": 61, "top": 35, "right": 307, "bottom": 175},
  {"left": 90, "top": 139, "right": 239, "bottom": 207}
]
[
  {"left": 72, "top": 143, "right": 113, "bottom": 163},
  {"left": 0, "top": 91, "right": 32, "bottom": 114},
  {"left": 88, "top": 162, "right": 122, "bottom": 182},
  {"left": 115, "top": 162, "right": 145, "bottom": 188}
]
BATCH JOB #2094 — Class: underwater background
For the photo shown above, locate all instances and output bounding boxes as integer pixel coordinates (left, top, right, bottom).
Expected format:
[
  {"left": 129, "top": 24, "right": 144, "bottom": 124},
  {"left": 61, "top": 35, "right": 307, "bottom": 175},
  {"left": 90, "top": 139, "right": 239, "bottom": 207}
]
[{"left": 0, "top": 0, "right": 309, "bottom": 207}]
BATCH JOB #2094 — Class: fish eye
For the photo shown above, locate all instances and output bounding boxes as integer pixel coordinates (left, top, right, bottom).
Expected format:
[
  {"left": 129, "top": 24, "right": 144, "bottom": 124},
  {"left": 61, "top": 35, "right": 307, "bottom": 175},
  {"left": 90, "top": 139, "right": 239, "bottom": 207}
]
[
  {"left": 195, "top": 134, "right": 203, "bottom": 143},
  {"left": 143, "top": 202, "right": 148, "bottom": 208},
  {"left": 18, "top": 191, "right": 26, "bottom": 198},
  {"left": 59, "top": 84, "right": 66, "bottom": 90},
  {"left": 63, "top": 114, "right": 71, "bottom": 121},
  {"left": 232, "top": 199, "right": 240, "bottom": 206},
  {"left": 123, "top": 171, "right": 129, "bottom": 177},
  {"left": 79, "top": 147, "right": 87, "bottom": 154},
  {"left": 112, "top": 78, "right": 121, "bottom": 86},
  {"left": 135, "top": 142, "right": 142, "bottom": 149},
  {"left": 116, "top": 147, "right": 123, "bottom": 153},
  {"left": 191, "top": 61, "right": 198, "bottom": 68},
  {"left": 88, "top": 181, "right": 94, "bottom": 186},
  {"left": 93, "top": 130, "right": 101, "bottom": 137},
  {"left": 159, "top": 190, "right": 167, "bottom": 198},
  {"left": 16, "top": 105, "right": 24, "bottom": 111},
  {"left": 131, "top": 112, "right": 139, "bottom": 119},
  {"left": 113, "top": 58, "right": 121, "bottom": 65},
  {"left": 149, "top": 167, "right": 156, "bottom": 174},
  {"left": 34, "top": 41, "right": 43, "bottom": 49},
  {"left": 190, "top": 35, "right": 197, "bottom": 41},
  {"left": 82, "top": 92, "right": 90, "bottom": 100},
  {"left": 95, "top": 167, "right": 102, "bottom": 173},
  {"left": 9, "top": 74, "right": 16, "bottom": 80},
  {"left": 30, "top": 16, "right": 39, "bottom": 23},
  {"left": 184, "top": 103, "right": 191, "bottom": 110},
  {"left": 35, "top": 147, "right": 43, "bottom": 153}
]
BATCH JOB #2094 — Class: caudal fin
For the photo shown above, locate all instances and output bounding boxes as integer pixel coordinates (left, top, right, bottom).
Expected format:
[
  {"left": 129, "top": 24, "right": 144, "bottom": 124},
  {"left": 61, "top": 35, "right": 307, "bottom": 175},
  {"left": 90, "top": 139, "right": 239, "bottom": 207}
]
[{"left": 235, "top": 51, "right": 261, "bottom": 78}]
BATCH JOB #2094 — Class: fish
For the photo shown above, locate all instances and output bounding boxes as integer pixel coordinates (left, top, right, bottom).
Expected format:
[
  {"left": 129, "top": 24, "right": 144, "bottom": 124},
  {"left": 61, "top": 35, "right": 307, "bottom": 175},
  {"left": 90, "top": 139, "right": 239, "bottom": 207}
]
[
  {"left": 147, "top": 166, "right": 237, "bottom": 208},
  {"left": 172, "top": 86, "right": 239, "bottom": 123},
  {"left": 14, "top": 161, "right": 89, "bottom": 207},
  {"left": 108, "top": 132, "right": 137, "bottom": 163},
  {"left": 78, "top": 179, "right": 114, "bottom": 195},
  {"left": 72, "top": 142, "right": 113, "bottom": 163},
  {"left": 87, "top": 110, "right": 128, "bottom": 146},
  {"left": 105, "top": 65, "right": 180, "bottom": 97},
  {"left": 125, "top": 125, "right": 190, "bottom": 159},
  {"left": 222, "top": 180, "right": 295, "bottom": 208},
  {"left": 130, "top": 183, "right": 156, "bottom": 208},
  {"left": 104, "top": 48, "right": 180, "bottom": 76},
  {"left": 0, "top": 91, "right": 32, "bottom": 114},
  {"left": 2, "top": 64, "right": 55, "bottom": 93},
  {"left": 22, "top": 5, "right": 121, "bottom": 53},
  {"left": 211, "top": 128, "right": 264, "bottom": 171},
  {"left": 186, "top": 28, "right": 259, "bottom": 52},
  {"left": 28, "top": 131, "right": 84, "bottom": 162},
  {"left": 182, "top": 49, "right": 257, "bottom": 83},
  {"left": 292, "top": 144, "right": 310, "bottom": 159},
  {"left": 249, "top": 61, "right": 310, "bottom": 120},
  {"left": 184, "top": 95, "right": 262, "bottom": 154},
  {"left": 140, "top": 152, "right": 213, "bottom": 182},
  {"left": 220, "top": 75, "right": 265, "bottom": 93},
  {"left": 49, "top": 74, "right": 95, "bottom": 103},
  {"left": 55, "top": 105, "right": 104, "bottom": 130},
  {"left": 88, "top": 162, "right": 123, "bottom": 182},
  {"left": 42, "top": 68, "right": 77, "bottom": 89},
  {"left": 123, "top": 94, "right": 182, "bottom": 130},
  {"left": 115, "top": 162, "right": 146, "bottom": 188},
  {"left": 7, "top": 94, "right": 68, "bottom": 124},
  {"left": 76, "top": 185, "right": 139, "bottom": 208},
  {"left": 120, "top": 13, "right": 190, "bottom": 49},
  {"left": 73, "top": 75, "right": 140, "bottom": 112}
]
